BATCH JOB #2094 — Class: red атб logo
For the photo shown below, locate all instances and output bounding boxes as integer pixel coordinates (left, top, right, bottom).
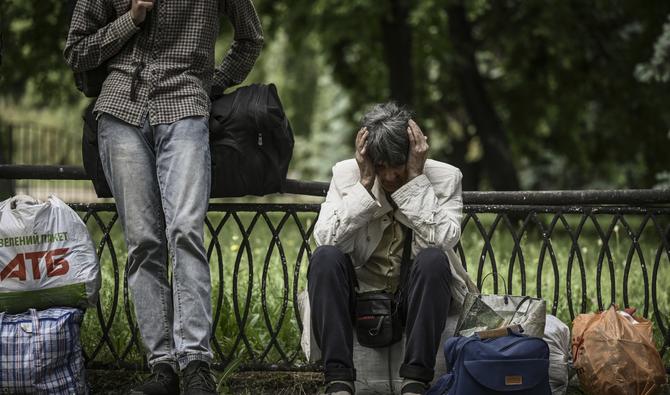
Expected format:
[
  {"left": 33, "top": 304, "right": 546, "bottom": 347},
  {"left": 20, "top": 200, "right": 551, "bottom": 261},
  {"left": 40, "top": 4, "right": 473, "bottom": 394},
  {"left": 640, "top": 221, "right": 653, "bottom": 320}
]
[{"left": 0, "top": 248, "right": 70, "bottom": 281}]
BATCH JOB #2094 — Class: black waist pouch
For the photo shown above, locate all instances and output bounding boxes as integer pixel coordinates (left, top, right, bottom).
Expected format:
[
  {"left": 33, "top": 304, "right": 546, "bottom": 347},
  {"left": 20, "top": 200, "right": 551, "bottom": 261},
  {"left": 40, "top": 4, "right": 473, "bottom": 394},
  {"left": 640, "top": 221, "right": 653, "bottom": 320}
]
[{"left": 355, "top": 291, "right": 402, "bottom": 348}]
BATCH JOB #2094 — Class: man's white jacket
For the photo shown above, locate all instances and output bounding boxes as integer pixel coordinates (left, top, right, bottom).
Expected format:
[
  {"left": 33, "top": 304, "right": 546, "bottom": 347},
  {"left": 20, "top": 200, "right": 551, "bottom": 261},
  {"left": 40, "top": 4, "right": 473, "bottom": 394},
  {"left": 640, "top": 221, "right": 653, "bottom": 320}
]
[{"left": 313, "top": 158, "right": 478, "bottom": 305}]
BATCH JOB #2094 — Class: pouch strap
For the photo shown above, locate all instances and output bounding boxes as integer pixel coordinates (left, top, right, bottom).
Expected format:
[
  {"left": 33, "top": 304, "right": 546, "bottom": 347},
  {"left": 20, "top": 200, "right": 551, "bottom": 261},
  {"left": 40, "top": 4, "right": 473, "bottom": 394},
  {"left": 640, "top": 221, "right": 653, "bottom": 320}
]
[{"left": 395, "top": 228, "right": 414, "bottom": 308}]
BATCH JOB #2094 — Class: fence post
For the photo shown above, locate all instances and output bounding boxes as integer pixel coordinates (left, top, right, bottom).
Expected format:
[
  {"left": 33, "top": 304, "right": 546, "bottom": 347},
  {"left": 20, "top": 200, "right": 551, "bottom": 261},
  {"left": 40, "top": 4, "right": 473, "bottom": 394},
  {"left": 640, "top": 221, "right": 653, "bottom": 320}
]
[{"left": 0, "top": 121, "right": 15, "bottom": 198}]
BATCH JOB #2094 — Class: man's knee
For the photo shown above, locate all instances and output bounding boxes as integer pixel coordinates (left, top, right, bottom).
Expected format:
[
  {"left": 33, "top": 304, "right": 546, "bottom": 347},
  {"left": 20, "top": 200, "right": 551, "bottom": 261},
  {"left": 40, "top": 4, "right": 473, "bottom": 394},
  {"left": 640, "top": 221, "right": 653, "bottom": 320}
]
[
  {"left": 414, "top": 247, "right": 451, "bottom": 278},
  {"left": 307, "top": 245, "right": 348, "bottom": 281},
  {"left": 167, "top": 223, "right": 202, "bottom": 247}
]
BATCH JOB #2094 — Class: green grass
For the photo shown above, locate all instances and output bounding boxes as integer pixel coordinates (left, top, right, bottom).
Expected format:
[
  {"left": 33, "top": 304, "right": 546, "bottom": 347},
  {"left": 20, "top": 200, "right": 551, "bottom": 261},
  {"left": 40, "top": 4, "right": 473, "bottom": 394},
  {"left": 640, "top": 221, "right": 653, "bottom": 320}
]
[{"left": 78, "top": 211, "right": 670, "bottom": 371}]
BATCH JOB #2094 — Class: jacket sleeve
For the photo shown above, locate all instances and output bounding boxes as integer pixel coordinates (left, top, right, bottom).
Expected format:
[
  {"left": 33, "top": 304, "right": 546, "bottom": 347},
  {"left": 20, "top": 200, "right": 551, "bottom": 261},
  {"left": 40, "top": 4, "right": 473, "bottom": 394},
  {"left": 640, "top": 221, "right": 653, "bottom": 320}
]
[
  {"left": 63, "top": 0, "right": 139, "bottom": 72},
  {"left": 313, "top": 166, "right": 380, "bottom": 253},
  {"left": 391, "top": 170, "right": 463, "bottom": 251},
  {"left": 211, "top": 0, "right": 264, "bottom": 95}
]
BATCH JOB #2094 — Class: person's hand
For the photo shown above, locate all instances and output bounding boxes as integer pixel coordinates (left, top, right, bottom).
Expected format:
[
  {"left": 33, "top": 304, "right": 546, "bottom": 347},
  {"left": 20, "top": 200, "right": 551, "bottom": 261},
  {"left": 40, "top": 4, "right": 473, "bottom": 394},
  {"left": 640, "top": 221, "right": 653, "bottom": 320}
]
[
  {"left": 130, "top": 0, "right": 154, "bottom": 26},
  {"left": 406, "top": 119, "right": 429, "bottom": 181},
  {"left": 355, "top": 127, "right": 375, "bottom": 191}
]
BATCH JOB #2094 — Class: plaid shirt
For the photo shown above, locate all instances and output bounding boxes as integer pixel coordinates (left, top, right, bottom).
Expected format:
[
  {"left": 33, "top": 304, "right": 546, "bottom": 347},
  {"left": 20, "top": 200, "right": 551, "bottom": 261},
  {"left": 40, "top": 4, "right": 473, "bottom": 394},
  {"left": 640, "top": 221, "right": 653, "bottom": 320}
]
[{"left": 64, "top": 0, "right": 263, "bottom": 126}]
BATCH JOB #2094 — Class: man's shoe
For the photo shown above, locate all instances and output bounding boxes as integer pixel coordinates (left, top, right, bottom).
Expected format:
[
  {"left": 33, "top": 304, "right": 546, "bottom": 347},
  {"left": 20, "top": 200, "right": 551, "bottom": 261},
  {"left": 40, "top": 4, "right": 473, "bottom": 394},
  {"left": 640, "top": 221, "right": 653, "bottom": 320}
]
[
  {"left": 182, "top": 361, "right": 217, "bottom": 395},
  {"left": 322, "top": 380, "right": 355, "bottom": 395},
  {"left": 129, "top": 363, "right": 179, "bottom": 395},
  {"left": 400, "top": 379, "right": 429, "bottom": 395}
]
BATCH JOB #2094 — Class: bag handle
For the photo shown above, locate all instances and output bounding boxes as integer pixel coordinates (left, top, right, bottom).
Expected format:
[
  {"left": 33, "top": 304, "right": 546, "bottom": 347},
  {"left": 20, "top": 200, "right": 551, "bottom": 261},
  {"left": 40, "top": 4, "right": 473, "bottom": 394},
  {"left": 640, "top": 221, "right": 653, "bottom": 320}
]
[
  {"left": 480, "top": 272, "right": 509, "bottom": 296},
  {"left": 29, "top": 308, "right": 43, "bottom": 369},
  {"left": 505, "top": 295, "right": 533, "bottom": 326},
  {"left": 480, "top": 272, "right": 510, "bottom": 305},
  {"left": 0, "top": 195, "right": 41, "bottom": 233},
  {"left": 3, "top": 195, "right": 40, "bottom": 211},
  {"left": 30, "top": 308, "right": 39, "bottom": 333}
]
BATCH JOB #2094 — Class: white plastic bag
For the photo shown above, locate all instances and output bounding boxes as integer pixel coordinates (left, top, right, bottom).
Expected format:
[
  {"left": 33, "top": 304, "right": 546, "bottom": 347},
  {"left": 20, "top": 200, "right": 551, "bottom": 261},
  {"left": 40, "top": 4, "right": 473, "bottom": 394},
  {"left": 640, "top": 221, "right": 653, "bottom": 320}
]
[
  {"left": 543, "top": 314, "right": 571, "bottom": 395},
  {"left": 0, "top": 195, "right": 100, "bottom": 313}
]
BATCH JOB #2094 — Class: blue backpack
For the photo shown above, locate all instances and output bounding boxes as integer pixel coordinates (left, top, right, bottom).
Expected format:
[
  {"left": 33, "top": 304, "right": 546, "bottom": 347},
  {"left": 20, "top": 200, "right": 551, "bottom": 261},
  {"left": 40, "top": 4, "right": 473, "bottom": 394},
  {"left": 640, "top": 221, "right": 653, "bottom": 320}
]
[{"left": 427, "top": 331, "right": 551, "bottom": 395}]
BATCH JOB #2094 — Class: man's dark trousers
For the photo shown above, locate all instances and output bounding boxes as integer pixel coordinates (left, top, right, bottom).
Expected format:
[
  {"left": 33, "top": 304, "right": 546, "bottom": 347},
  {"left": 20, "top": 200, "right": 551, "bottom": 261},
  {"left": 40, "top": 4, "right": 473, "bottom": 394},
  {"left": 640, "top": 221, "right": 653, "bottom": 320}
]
[{"left": 307, "top": 245, "right": 453, "bottom": 384}]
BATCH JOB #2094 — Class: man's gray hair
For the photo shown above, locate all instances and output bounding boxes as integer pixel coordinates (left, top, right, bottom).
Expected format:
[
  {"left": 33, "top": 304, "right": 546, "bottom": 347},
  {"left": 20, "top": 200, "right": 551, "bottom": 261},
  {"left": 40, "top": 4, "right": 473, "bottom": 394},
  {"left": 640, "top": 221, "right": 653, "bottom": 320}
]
[{"left": 360, "top": 102, "right": 412, "bottom": 166}]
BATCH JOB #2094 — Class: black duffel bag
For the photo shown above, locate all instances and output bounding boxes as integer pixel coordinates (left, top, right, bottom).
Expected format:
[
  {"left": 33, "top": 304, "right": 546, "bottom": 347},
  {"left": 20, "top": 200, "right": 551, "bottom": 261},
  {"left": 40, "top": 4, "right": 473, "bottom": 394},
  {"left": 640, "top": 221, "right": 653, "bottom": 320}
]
[
  {"left": 81, "top": 83, "right": 293, "bottom": 198},
  {"left": 81, "top": 101, "right": 113, "bottom": 198},
  {"left": 209, "top": 83, "right": 294, "bottom": 197}
]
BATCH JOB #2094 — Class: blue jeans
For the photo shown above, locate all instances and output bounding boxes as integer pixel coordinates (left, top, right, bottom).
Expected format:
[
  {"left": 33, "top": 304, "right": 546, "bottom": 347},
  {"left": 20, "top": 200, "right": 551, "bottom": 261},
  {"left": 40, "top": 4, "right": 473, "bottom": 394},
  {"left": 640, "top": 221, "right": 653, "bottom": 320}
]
[{"left": 98, "top": 113, "right": 212, "bottom": 370}]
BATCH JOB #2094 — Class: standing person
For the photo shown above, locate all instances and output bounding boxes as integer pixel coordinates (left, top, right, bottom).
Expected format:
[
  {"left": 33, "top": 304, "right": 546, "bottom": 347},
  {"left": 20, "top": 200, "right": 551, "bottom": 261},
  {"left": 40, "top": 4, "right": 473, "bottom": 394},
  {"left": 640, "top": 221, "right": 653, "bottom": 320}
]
[
  {"left": 308, "top": 102, "right": 477, "bottom": 395},
  {"left": 64, "top": 0, "right": 263, "bottom": 393}
]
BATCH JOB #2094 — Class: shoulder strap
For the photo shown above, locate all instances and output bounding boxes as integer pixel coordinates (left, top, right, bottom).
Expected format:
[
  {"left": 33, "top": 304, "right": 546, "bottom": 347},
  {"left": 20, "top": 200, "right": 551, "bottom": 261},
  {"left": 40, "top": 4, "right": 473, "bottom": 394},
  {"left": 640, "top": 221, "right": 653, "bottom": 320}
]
[
  {"left": 399, "top": 228, "right": 413, "bottom": 283},
  {"left": 395, "top": 227, "right": 414, "bottom": 302}
]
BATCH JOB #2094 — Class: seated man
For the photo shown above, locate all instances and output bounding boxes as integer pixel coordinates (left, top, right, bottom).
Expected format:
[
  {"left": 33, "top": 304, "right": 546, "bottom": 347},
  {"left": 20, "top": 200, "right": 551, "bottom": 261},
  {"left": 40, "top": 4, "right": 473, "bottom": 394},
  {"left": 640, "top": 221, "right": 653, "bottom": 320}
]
[{"left": 308, "top": 102, "right": 477, "bottom": 395}]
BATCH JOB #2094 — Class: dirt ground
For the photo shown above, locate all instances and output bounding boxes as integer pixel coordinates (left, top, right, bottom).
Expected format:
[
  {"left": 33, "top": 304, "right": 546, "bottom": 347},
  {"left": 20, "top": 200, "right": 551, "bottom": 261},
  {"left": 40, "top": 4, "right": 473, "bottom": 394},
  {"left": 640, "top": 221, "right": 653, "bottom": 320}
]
[
  {"left": 87, "top": 370, "right": 324, "bottom": 395},
  {"left": 87, "top": 369, "right": 670, "bottom": 394}
]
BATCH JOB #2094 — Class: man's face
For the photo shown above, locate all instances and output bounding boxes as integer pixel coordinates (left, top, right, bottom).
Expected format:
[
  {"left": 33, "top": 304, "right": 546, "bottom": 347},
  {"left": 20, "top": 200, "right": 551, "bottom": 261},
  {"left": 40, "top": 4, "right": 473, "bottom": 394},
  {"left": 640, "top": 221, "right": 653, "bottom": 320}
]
[{"left": 375, "top": 162, "right": 408, "bottom": 193}]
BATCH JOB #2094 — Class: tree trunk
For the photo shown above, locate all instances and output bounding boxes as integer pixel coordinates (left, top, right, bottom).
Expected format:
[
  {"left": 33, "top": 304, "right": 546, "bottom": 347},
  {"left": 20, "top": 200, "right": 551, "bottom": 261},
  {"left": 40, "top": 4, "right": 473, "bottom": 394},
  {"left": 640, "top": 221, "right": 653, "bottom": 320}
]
[
  {"left": 446, "top": 135, "right": 482, "bottom": 191},
  {"left": 382, "top": 0, "right": 414, "bottom": 107},
  {"left": 447, "top": 2, "right": 520, "bottom": 191}
]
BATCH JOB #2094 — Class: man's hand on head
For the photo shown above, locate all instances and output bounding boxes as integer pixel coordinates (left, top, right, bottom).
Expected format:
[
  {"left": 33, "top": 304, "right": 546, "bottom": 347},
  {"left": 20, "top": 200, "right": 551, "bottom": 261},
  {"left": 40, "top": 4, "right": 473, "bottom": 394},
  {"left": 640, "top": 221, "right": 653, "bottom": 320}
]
[
  {"left": 406, "top": 119, "right": 429, "bottom": 181},
  {"left": 131, "top": 0, "right": 154, "bottom": 26},
  {"left": 355, "top": 127, "right": 376, "bottom": 191}
]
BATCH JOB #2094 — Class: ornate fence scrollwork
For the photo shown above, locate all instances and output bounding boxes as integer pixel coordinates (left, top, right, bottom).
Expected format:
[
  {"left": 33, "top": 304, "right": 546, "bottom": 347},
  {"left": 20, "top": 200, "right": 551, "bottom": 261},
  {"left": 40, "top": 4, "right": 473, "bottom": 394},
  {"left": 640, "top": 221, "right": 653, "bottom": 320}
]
[{"left": 64, "top": 200, "right": 670, "bottom": 371}]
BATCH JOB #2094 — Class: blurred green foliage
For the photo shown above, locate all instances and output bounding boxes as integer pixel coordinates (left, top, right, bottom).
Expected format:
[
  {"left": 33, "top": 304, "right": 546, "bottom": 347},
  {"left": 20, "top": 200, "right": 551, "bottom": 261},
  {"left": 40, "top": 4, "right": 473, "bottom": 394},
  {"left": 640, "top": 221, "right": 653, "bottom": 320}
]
[
  {"left": 1, "top": 0, "right": 669, "bottom": 188},
  {"left": 636, "top": 14, "right": 670, "bottom": 83}
]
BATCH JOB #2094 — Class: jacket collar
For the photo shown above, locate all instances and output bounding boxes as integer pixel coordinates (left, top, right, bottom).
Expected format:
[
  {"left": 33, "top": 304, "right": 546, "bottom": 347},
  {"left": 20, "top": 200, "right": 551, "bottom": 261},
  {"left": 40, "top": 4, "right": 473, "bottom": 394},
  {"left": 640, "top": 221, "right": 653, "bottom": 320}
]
[
  {"left": 370, "top": 178, "right": 411, "bottom": 228},
  {"left": 371, "top": 178, "right": 392, "bottom": 219}
]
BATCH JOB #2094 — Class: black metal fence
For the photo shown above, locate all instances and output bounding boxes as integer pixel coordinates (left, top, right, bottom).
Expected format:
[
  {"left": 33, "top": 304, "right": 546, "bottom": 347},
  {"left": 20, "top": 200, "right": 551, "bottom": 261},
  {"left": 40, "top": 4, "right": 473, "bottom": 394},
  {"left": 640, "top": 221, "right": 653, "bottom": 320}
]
[
  {"left": 1, "top": 165, "right": 670, "bottom": 372},
  {"left": 0, "top": 121, "right": 15, "bottom": 197},
  {"left": 0, "top": 120, "right": 96, "bottom": 201}
]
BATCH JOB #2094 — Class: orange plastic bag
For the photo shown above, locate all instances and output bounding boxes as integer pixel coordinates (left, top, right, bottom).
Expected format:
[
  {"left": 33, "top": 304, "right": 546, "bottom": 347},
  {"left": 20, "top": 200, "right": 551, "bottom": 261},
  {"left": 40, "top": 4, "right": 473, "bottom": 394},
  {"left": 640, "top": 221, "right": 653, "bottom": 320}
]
[{"left": 572, "top": 306, "right": 666, "bottom": 395}]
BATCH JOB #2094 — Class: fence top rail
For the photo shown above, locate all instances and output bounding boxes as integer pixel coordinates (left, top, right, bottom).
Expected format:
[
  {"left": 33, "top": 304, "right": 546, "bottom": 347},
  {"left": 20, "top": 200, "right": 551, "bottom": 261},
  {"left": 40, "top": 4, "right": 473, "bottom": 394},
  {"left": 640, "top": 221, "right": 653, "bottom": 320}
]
[{"left": 1, "top": 164, "right": 669, "bottom": 205}]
